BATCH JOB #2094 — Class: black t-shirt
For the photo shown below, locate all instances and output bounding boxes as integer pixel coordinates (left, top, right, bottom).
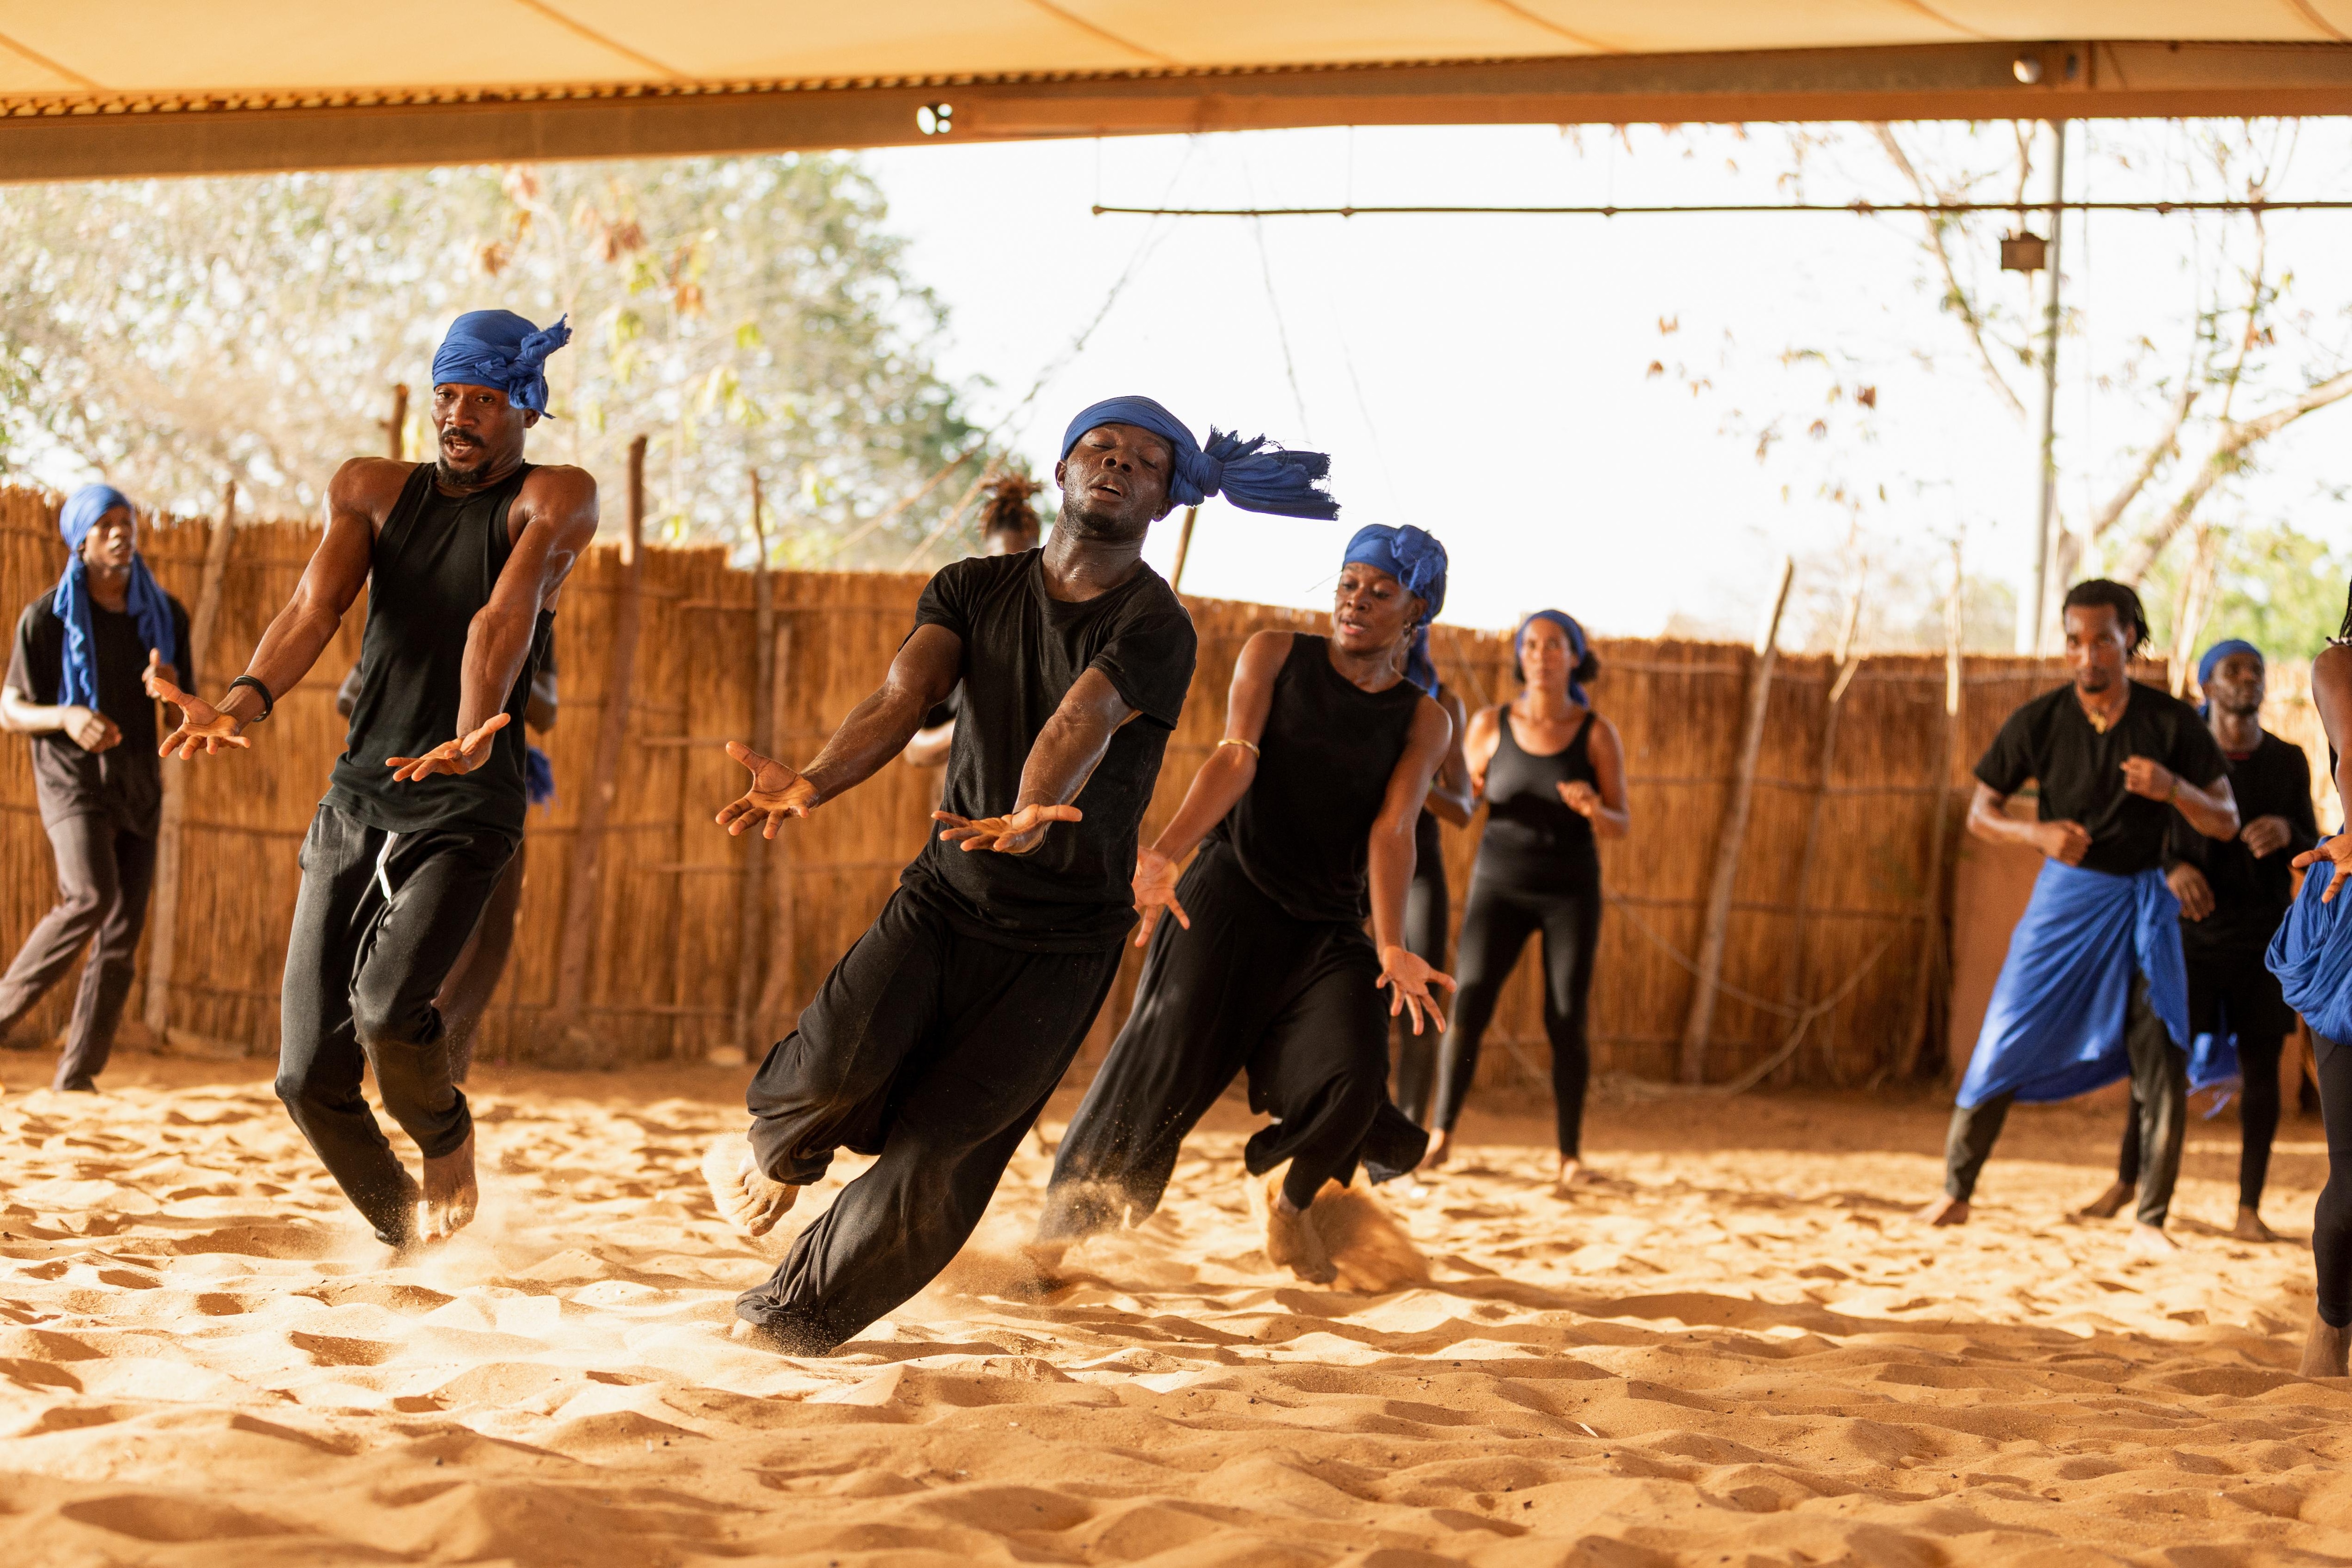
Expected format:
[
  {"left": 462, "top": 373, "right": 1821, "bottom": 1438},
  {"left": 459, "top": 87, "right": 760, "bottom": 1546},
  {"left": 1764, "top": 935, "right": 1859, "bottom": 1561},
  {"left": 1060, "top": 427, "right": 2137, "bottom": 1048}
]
[
  {"left": 898, "top": 549, "right": 1197, "bottom": 951},
  {"left": 2166, "top": 729, "right": 2318, "bottom": 959},
  {"left": 1974, "top": 681, "right": 2230, "bottom": 878},
  {"left": 7, "top": 589, "right": 191, "bottom": 833}
]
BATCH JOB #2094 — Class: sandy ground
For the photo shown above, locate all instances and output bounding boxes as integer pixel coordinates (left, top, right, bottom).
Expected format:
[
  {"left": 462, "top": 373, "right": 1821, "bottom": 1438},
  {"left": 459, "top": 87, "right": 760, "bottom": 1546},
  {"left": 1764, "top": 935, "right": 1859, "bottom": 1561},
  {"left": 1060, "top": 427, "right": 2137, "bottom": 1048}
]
[{"left": 2, "top": 1050, "right": 2349, "bottom": 1567}]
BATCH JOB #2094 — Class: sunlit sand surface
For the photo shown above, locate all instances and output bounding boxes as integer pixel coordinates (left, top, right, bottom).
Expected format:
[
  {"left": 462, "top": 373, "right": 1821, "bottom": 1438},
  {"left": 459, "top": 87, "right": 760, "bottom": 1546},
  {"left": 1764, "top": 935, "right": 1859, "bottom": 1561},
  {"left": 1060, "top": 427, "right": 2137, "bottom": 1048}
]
[{"left": 2, "top": 1053, "right": 2345, "bottom": 1565}]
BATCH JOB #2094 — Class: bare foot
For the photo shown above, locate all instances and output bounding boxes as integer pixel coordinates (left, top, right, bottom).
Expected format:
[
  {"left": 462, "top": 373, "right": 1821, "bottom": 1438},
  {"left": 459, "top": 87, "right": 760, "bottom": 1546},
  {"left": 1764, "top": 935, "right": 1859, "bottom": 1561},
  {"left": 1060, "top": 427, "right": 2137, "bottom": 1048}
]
[
  {"left": 2233, "top": 1205, "right": 2281, "bottom": 1243},
  {"left": 2125, "top": 1222, "right": 2179, "bottom": 1257},
  {"left": 2073, "top": 1180, "right": 2136, "bottom": 1220},
  {"left": 1262, "top": 1174, "right": 1336, "bottom": 1284},
  {"left": 417, "top": 1130, "right": 478, "bottom": 1242},
  {"left": 701, "top": 1136, "right": 798, "bottom": 1237},
  {"left": 1917, "top": 1195, "right": 1969, "bottom": 1227},
  {"left": 1418, "top": 1129, "right": 1452, "bottom": 1172},
  {"left": 1020, "top": 1237, "right": 1071, "bottom": 1283},
  {"left": 2300, "top": 1312, "right": 2351, "bottom": 1377},
  {"left": 1554, "top": 1156, "right": 1585, "bottom": 1192}
]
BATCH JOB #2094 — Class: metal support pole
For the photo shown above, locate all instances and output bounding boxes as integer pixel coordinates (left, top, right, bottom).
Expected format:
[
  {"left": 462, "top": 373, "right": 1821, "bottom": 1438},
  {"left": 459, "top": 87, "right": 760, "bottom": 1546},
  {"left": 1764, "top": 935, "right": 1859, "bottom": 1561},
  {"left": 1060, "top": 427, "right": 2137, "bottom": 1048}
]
[{"left": 2020, "top": 120, "right": 2067, "bottom": 655}]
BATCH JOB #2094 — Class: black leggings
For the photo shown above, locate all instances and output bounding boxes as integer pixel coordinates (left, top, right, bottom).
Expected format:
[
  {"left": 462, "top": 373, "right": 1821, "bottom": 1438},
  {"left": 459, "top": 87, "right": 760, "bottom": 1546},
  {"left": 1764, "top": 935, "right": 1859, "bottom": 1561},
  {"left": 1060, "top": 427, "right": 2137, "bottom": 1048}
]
[
  {"left": 1431, "top": 873, "right": 1602, "bottom": 1156},
  {"left": 2315, "top": 1031, "right": 2352, "bottom": 1329},
  {"left": 2116, "top": 1029, "right": 2285, "bottom": 1210},
  {"left": 1391, "top": 851, "right": 1449, "bottom": 1125}
]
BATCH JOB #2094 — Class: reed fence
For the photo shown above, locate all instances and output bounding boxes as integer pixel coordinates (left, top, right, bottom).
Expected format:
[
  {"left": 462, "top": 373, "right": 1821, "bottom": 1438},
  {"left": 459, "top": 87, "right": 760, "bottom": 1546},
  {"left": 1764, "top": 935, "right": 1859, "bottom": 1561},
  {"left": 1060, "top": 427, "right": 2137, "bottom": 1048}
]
[{"left": 1, "top": 484, "right": 2225, "bottom": 1093}]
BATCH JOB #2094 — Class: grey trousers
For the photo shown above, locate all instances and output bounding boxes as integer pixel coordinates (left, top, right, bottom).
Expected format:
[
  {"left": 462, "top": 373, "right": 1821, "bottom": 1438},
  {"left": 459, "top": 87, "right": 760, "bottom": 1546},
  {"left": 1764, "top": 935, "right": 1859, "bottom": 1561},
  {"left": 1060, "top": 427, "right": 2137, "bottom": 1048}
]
[
  {"left": 0, "top": 813, "right": 157, "bottom": 1091},
  {"left": 1944, "top": 973, "right": 2186, "bottom": 1227}
]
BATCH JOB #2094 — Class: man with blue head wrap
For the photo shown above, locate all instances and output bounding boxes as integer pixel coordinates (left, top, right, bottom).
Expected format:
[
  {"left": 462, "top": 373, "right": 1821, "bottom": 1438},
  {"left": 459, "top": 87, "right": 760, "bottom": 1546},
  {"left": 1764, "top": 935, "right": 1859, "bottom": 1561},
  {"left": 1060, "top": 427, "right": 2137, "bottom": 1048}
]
[
  {"left": 2077, "top": 634, "right": 2314, "bottom": 1244},
  {"left": 703, "top": 395, "right": 1334, "bottom": 1353},
  {"left": 0, "top": 484, "right": 191, "bottom": 1090},
  {"left": 151, "top": 308, "right": 598, "bottom": 1252}
]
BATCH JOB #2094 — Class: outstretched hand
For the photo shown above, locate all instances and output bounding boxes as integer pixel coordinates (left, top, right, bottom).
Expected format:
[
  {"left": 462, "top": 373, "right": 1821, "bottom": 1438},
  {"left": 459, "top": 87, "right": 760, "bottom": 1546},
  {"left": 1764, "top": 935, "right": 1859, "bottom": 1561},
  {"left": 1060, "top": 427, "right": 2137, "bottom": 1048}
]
[
  {"left": 2293, "top": 835, "right": 2352, "bottom": 903},
  {"left": 152, "top": 672, "right": 250, "bottom": 760},
  {"left": 716, "top": 740, "right": 817, "bottom": 838},
  {"left": 387, "top": 711, "right": 510, "bottom": 782},
  {"left": 141, "top": 649, "right": 180, "bottom": 700},
  {"left": 1131, "top": 844, "right": 1190, "bottom": 947},
  {"left": 933, "top": 802, "right": 1081, "bottom": 856},
  {"left": 1377, "top": 943, "right": 1457, "bottom": 1036}
]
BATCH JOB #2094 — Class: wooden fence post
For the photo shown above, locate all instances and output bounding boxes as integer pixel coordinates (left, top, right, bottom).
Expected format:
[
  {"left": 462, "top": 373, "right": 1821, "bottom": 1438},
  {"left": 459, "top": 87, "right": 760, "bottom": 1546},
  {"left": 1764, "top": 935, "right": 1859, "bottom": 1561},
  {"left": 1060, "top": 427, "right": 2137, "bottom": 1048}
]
[
  {"left": 553, "top": 435, "right": 647, "bottom": 1059},
  {"left": 1776, "top": 576, "right": 1866, "bottom": 1083},
  {"left": 1677, "top": 556, "right": 1795, "bottom": 1085},
  {"left": 730, "top": 471, "right": 775, "bottom": 1053},
  {"left": 751, "top": 615, "right": 796, "bottom": 1036},
  {"left": 142, "top": 480, "right": 237, "bottom": 1045},
  {"left": 1898, "top": 543, "right": 1966, "bottom": 1079},
  {"left": 1169, "top": 505, "right": 1200, "bottom": 592},
  {"left": 383, "top": 383, "right": 409, "bottom": 460}
]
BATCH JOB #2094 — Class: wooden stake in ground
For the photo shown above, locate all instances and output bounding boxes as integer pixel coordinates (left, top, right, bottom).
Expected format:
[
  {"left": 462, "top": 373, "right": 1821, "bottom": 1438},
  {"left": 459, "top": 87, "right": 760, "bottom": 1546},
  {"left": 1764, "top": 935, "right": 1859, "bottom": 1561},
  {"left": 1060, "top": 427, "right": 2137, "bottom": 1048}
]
[
  {"left": 1677, "top": 556, "right": 1795, "bottom": 1085},
  {"left": 383, "top": 384, "right": 408, "bottom": 460},
  {"left": 552, "top": 435, "right": 647, "bottom": 1060},
  {"left": 141, "top": 481, "right": 238, "bottom": 1046},
  {"left": 730, "top": 471, "right": 775, "bottom": 1054},
  {"left": 1898, "top": 543, "right": 1966, "bottom": 1080},
  {"left": 751, "top": 615, "right": 797, "bottom": 1033},
  {"left": 1777, "top": 572, "right": 1866, "bottom": 1084},
  {"left": 1169, "top": 505, "right": 1200, "bottom": 593}
]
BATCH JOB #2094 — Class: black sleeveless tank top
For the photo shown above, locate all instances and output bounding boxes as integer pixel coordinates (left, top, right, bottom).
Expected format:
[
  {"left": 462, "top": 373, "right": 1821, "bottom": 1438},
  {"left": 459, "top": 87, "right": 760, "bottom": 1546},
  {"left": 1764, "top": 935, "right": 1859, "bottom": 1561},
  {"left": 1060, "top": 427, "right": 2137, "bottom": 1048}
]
[
  {"left": 325, "top": 462, "right": 554, "bottom": 838},
  {"left": 1477, "top": 706, "right": 1600, "bottom": 889},
  {"left": 1208, "top": 633, "right": 1424, "bottom": 925}
]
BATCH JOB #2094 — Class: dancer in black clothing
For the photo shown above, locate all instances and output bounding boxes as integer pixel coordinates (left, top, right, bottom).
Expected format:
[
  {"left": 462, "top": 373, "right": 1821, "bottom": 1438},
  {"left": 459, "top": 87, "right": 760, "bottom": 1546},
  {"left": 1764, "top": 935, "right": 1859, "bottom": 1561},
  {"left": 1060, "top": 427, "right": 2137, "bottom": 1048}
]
[
  {"left": 1032, "top": 524, "right": 1454, "bottom": 1285},
  {"left": 0, "top": 485, "right": 191, "bottom": 1091},
  {"left": 334, "top": 642, "right": 558, "bottom": 1081},
  {"left": 703, "top": 396, "right": 1334, "bottom": 1354},
  {"left": 2076, "top": 639, "right": 2314, "bottom": 1242},
  {"left": 1423, "top": 610, "right": 1629, "bottom": 1188},
  {"left": 154, "top": 309, "right": 596, "bottom": 1248},
  {"left": 1393, "top": 677, "right": 1471, "bottom": 1126}
]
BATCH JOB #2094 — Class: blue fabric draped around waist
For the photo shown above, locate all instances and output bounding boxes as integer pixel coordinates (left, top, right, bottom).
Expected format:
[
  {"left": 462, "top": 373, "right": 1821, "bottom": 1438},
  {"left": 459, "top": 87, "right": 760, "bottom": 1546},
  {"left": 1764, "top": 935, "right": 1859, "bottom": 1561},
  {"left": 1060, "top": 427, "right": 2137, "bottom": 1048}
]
[
  {"left": 2269, "top": 834, "right": 2352, "bottom": 1043},
  {"left": 1955, "top": 860, "right": 2189, "bottom": 1109}
]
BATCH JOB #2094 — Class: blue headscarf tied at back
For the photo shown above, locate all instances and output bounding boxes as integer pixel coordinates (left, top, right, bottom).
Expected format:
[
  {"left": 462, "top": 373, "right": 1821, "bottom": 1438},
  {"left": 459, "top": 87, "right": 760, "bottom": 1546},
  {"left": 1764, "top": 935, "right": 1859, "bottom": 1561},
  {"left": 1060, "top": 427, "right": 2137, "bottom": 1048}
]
[
  {"left": 52, "top": 484, "right": 178, "bottom": 710},
  {"left": 2196, "top": 638, "right": 2261, "bottom": 717},
  {"left": 1060, "top": 396, "right": 1337, "bottom": 519},
  {"left": 432, "top": 309, "right": 572, "bottom": 417},
  {"left": 1518, "top": 609, "right": 1592, "bottom": 706},
  {"left": 1341, "top": 524, "right": 1448, "bottom": 696}
]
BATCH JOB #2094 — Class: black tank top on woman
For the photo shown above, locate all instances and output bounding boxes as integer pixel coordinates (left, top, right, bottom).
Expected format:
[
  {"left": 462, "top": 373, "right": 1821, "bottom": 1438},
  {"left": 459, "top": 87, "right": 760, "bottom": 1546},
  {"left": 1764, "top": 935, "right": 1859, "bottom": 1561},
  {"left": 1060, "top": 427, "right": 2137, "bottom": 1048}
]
[
  {"left": 326, "top": 462, "right": 554, "bottom": 839},
  {"left": 1476, "top": 706, "right": 1600, "bottom": 890},
  {"left": 1207, "top": 633, "right": 1423, "bottom": 925}
]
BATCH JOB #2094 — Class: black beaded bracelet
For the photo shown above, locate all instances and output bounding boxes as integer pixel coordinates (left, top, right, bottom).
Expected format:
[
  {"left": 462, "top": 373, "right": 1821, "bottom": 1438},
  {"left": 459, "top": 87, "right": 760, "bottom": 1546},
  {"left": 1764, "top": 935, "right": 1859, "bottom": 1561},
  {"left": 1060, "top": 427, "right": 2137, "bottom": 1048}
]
[{"left": 227, "top": 674, "right": 274, "bottom": 721}]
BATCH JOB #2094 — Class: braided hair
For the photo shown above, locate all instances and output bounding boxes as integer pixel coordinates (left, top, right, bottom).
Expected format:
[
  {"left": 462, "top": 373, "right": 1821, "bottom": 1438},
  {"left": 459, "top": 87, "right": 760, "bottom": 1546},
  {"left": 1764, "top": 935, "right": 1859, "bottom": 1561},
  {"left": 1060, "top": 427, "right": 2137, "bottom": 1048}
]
[
  {"left": 2059, "top": 578, "right": 2150, "bottom": 653},
  {"left": 2338, "top": 579, "right": 2352, "bottom": 641},
  {"left": 980, "top": 473, "right": 1042, "bottom": 549}
]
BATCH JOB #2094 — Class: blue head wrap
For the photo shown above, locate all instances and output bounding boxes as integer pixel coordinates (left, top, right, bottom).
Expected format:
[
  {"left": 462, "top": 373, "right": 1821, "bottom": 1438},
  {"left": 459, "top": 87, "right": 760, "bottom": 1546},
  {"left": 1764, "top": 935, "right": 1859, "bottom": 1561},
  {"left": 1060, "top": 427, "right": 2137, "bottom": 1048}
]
[
  {"left": 2195, "top": 637, "right": 2261, "bottom": 719},
  {"left": 1341, "top": 524, "right": 1448, "bottom": 696},
  {"left": 432, "top": 309, "right": 572, "bottom": 417},
  {"left": 1518, "top": 610, "right": 1592, "bottom": 706},
  {"left": 1060, "top": 396, "right": 1337, "bottom": 519},
  {"left": 52, "top": 484, "right": 178, "bottom": 711}
]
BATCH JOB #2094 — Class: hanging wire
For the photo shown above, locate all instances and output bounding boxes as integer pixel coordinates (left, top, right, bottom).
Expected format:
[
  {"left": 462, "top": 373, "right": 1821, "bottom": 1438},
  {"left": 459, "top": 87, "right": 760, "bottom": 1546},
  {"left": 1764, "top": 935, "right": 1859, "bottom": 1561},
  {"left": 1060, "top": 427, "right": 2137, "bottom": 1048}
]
[{"left": 1093, "top": 197, "right": 2352, "bottom": 219}]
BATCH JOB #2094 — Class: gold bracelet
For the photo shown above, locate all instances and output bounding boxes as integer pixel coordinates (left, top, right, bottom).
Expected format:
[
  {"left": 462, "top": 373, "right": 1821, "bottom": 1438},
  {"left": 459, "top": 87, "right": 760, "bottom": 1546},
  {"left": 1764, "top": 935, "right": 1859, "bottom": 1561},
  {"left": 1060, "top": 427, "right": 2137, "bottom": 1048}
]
[{"left": 1218, "top": 737, "right": 1261, "bottom": 756}]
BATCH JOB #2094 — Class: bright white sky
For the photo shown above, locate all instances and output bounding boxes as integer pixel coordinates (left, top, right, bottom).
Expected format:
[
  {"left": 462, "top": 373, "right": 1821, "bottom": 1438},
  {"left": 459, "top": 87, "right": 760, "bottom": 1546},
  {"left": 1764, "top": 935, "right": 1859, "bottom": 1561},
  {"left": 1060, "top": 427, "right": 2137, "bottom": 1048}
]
[{"left": 863, "top": 121, "right": 2352, "bottom": 646}]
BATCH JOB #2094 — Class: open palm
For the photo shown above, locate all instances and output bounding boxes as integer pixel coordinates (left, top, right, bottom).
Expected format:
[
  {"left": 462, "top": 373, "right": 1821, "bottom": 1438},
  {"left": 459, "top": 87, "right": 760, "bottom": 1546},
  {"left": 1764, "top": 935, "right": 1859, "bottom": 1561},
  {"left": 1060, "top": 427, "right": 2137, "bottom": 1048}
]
[{"left": 716, "top": 741, "right": 816, "bottom": 838}]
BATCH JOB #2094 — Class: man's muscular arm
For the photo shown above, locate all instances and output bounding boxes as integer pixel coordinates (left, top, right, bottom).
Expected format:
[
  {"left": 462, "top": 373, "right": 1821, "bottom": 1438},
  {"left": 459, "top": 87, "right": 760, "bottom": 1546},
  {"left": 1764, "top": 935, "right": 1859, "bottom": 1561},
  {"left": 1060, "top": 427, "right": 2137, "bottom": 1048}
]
[
  {"left": 155, "top": 457, "right": 393, "bottom": 756},
  {"left": 389, "top": 465, "right": 597, "bottom": 781},
  {"left": 934, "top": 666, "right": 1142, "bottom": 855},
  {"left": 717, "top": 624, "right": 962, "bottom": 837}
]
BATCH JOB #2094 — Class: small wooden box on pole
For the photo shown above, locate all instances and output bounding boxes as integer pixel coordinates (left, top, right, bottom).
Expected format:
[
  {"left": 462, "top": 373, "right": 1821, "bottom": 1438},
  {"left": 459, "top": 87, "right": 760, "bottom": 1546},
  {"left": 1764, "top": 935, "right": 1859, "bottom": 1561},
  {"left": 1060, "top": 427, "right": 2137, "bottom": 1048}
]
[
  {"left": 552, "top": 434, "right": 647, "bottom": 1061},
  {"left": 1677, "top": 556, "right": 1794, "bottom": 1085}
]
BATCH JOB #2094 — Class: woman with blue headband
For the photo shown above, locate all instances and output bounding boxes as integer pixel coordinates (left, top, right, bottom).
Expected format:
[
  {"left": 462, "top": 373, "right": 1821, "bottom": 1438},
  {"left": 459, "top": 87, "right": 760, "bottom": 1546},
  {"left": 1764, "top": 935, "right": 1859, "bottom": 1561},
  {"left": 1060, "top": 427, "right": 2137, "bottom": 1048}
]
[
  {"left": 1033, "top": 524, "right": 1454, "bottom": 1285},
  {"left": 1424, "top": 609, "right": 1629, "bottom": 1190},
  {"left": 0, "top": 484, "right": 190, "bottom": 1091}
]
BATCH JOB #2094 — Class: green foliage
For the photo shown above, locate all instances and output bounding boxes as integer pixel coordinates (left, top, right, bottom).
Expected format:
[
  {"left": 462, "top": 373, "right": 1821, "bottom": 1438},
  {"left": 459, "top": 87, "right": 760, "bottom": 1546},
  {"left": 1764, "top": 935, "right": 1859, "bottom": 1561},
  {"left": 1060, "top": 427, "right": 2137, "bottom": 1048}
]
[
  {"left": 0, "top": 157, "right": 992, "bottom": 563},
  {"left": 2142, "top": 524, "right": 2352, "bottom": 660}
]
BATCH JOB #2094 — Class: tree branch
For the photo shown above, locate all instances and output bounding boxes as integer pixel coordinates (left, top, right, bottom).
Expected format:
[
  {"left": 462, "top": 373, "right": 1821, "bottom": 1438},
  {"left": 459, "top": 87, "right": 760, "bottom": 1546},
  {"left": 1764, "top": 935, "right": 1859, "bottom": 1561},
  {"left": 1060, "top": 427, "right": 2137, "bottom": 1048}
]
[
  {"left": 2086, "top": 380, "right": 2199, "bottom": 544},
  {"left": 1870, "top": 124, "right": 2027, "bottom": 421}
]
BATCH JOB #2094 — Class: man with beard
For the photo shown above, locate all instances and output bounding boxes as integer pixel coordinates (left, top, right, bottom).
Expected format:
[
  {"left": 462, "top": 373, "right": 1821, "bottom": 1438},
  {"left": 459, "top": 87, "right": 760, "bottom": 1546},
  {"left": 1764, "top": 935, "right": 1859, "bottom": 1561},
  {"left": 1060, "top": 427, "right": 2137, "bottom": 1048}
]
[
  {"left": 701, "top": 395, "right": 1335, "bottom": 1356},
  {"left": 2076, "top": 638, "right": 2316, "bottom": 1241},
  {"left": 1921, "top": 580, "right": 2237, "bottom": 1255},
  {"left": 152, "top": 310, "right": 596, "bottom": 1250}
]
